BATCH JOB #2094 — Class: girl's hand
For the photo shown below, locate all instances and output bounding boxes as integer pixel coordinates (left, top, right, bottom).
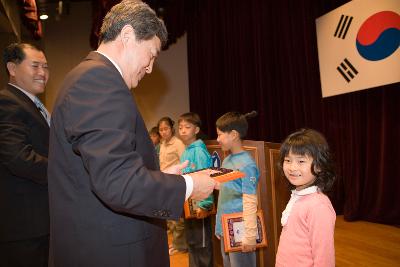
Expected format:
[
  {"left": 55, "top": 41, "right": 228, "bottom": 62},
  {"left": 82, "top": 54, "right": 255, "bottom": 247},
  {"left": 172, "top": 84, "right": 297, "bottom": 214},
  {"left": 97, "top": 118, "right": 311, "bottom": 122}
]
[
  {"left": 242, "top": 243, "right": 256, "bottom": 252},
  {"left": 195, "top": 208, "right": 209, "bottom": 219}
]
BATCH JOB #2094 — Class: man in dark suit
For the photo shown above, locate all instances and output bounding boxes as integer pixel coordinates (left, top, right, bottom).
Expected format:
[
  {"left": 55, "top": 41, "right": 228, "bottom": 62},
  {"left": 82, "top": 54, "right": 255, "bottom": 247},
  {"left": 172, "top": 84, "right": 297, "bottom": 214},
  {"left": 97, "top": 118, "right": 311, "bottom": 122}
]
[
  {"left": 48, "top": 1, "right": 217, "bottom": 266},
  {"left": 0, "top": 43, "right": 50, "bottom": 266}
]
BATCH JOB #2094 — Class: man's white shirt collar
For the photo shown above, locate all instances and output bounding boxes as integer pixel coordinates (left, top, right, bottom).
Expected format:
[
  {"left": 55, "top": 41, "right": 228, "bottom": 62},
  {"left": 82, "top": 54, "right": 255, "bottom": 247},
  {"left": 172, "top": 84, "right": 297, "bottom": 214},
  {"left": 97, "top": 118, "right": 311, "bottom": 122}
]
[{"left": 95, "top": 51, "right": 123, "bottom": 76}]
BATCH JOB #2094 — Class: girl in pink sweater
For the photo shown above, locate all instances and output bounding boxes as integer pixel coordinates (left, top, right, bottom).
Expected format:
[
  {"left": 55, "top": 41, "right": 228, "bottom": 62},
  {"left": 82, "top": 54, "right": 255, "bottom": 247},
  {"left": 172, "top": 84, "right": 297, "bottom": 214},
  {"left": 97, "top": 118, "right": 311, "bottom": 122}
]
[{"left": 276, "top": 129, "right": 336, "bottom": 267}]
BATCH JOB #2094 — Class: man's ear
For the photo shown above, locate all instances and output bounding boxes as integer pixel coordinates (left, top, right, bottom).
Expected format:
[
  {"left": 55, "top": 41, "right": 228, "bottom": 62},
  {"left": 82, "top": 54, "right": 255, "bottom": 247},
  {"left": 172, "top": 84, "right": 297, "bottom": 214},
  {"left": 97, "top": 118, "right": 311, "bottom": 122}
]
[
  {"left": 6, "top": 62, "right": 16, "bottom": 77},
  {"left": 120, "top": 25, "right": 134, "bottom": 45}
]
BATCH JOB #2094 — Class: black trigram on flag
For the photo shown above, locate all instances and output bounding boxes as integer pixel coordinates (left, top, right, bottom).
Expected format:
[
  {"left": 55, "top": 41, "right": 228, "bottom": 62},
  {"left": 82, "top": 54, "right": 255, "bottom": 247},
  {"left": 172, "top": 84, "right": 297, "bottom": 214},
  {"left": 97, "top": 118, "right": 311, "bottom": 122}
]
[
  {"left": 334, "top": 15, "right": 353, "bottom": 39},
  {"left": 337, "top": 58, "right": 358, "bottom": 82}
]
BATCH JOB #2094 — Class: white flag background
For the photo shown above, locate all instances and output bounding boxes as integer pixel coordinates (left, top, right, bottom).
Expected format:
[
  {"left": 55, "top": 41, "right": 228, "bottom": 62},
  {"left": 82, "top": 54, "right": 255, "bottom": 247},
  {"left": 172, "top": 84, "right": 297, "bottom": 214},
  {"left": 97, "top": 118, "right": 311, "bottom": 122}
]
[{"left": 316, "top": 0, "right": 400, "bottom": 98}]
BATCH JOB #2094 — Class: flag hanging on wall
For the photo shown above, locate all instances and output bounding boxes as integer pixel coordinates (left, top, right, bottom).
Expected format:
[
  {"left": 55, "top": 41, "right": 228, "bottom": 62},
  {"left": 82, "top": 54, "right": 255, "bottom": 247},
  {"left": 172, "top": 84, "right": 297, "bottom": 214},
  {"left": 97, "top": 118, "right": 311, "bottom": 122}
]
[{"left": 316, "top": 0, "right": 400, "bottom": 98}]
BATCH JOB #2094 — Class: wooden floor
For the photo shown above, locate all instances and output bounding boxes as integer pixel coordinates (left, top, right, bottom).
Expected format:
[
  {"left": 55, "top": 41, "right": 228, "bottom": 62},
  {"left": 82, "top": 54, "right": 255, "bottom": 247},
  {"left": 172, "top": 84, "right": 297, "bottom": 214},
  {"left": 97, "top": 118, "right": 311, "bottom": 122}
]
[
  {"left": 335, "top": 216, "right": 400, "bottom": 267},
  {"left": 170, "top": 215, "right": 400, "bottom": 267}
]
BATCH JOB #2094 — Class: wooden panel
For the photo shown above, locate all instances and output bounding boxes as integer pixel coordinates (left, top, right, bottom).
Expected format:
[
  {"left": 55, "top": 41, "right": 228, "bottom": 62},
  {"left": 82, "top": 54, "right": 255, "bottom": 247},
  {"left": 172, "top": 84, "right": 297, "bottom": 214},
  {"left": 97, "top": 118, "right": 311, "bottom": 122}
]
[{"left": 263, "top": 142, "right": 290, "bottom": 265}]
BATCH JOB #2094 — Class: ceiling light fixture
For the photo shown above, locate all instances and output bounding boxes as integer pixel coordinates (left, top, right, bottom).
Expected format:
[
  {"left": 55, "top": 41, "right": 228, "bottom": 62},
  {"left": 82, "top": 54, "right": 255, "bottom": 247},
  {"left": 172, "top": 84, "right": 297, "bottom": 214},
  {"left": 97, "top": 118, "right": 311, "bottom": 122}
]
[{"left": 39, "top": 14, "right": 48, "bottom": 20}]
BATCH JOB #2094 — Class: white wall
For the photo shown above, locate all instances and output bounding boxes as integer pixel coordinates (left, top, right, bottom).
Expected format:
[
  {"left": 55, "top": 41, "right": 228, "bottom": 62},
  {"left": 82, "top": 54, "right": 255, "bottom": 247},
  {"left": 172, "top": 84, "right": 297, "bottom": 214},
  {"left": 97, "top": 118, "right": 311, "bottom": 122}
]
[
  {"left": 41, "top": 1, "right": 189, "bottom": 132},
  {"left": 134, "top": 34, "right": 190, "bottom": 130},
  {"left": 42, "top": 1, "right": 92, "bottom": 110}
]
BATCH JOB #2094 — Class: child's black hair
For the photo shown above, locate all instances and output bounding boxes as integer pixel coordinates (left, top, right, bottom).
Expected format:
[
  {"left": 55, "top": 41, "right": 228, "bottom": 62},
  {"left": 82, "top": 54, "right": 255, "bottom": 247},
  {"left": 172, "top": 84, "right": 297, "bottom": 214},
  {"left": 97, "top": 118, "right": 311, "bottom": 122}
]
[
  {"left": 215, "top": 111, "right": 257, "bottom": 139},
  {"left": 148, "top": 126, "right": 160, "bottom": 137},
  {"left": 178, "top": 112, "right": 201, "bottom": 128},
  {"left": 278, "top": 128, "right": 336, "bottom": 193},
  {"left": 157, "top": 117, "right": 175, "bottom": 133}
]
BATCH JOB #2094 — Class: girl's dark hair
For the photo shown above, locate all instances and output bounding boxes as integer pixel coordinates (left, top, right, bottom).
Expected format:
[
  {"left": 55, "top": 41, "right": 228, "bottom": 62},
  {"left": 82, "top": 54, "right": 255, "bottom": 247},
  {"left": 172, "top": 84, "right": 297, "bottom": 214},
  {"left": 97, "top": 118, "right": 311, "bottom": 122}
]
[
  {"left": 178, "top": 112, "right": 201, "bottom": 128},
  {"left": 278, "top": 128, "right": 336, "bottom": 193},
  {"left": 157, "top": 117, "right": 175, "bottom": 133},
  {"left": 216, "top": 111, "right": 257, "bottom": 138}
]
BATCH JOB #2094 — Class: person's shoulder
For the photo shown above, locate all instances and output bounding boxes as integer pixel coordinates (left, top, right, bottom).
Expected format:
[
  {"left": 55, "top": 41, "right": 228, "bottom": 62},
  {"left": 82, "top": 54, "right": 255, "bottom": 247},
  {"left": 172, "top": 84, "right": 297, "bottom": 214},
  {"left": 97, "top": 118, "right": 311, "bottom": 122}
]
[
  {"left": 193, "top": 141, "right": 211, "bottom": 157},
  {"left": 231, "top": 151, "right": 253, "bottom": 161},
  {"left": 62, "top": 54, "right": 127, "bottom": 97},
  {"left": 235, "top": 151, "right": 257, "bottom": 168},
  {"left": 171, "top": 136, "right": 185, "bottom": 146},
  {"left": 67, "top": 52, "right": 118, "bottom": 80},
  {"left": 0, "top": 87, "right": 13, "bottom": 100},
  {"left": 0, "top": 95, "right": 19, "bottom": 113},
  {"left": 0, "top": 86, "right": 8, "bottom": 95},
  {"left": 190, "top": 139, "right": 207, "bottom": 149},
  {"left": 303, "top": 193, "right": 335, "bottom": 215},
  {"left": 194, "top": 139, "right": 205, "bottom": 146},
  {"left": 242, "top": 151, "right": 256, "bottom": 162},
  {"left": 0, "top": 86, "right": 27, "bottom": 108},
  {"left": 0, "top": 84, "right": 20, "bottom": 98},
  {"left": 223, "top": 153, "right": 233, "bottom": 162},
  {"left": 309, "top": 192, "right": 332, "bottom": 202}
]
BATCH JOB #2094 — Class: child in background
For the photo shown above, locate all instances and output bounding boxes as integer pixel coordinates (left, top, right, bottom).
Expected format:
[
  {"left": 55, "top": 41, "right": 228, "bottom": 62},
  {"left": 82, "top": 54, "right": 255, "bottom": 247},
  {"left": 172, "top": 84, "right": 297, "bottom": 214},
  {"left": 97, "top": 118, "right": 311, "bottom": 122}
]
[
  {"left": 215, "top": 111, "right": 259, "bottom": 267},
  {"left": 158, "top": 117, "right": 185, "bottom": 171},
  {"left": 275, "top": 128, "right": 336, "bottom": 267},
  {"left": 148, "top": 126, "right": 161, "bottom": 160},
  {"left": 157, "top": 116, "right": 187, "bottom": 255},
  {"left": 178, "top": 112, "right": 214, "bottom": 267}
]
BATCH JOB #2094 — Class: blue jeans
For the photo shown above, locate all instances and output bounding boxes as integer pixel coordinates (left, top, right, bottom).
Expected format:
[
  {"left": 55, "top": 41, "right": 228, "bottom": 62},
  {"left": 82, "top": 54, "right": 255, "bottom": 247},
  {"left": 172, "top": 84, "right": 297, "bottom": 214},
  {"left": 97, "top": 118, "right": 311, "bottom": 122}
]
[{"left": 220, "top": 237, "right": 256, "bottom": 267}]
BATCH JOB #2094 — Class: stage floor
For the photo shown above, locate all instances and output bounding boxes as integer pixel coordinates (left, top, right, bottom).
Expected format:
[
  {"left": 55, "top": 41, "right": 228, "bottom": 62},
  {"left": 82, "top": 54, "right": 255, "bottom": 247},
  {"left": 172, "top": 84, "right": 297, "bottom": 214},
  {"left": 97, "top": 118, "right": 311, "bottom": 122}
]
[{"left": 170, "top": 215, "right": 400, "bottom": 267}]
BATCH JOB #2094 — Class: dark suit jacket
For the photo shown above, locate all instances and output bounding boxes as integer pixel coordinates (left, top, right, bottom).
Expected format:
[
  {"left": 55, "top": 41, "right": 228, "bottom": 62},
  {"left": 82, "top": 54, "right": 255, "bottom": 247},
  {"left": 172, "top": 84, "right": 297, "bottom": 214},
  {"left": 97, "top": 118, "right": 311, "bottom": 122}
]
[
  {"left": 0, "top": 84, "right": 49, "bottom": 242},
  {"left": 48, "top": 52, "right": 187, "bottom": 267}
]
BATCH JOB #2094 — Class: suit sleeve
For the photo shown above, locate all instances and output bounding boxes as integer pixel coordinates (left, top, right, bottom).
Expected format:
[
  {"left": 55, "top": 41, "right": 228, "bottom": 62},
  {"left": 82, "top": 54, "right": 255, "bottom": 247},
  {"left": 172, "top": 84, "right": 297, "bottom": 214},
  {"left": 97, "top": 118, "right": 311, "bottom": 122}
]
[
  {"left": 0, "top": 98, "right": 47, "bottom": 184},
  {"left": 63, "top": 67, "right": 186, "bottom": 219}
]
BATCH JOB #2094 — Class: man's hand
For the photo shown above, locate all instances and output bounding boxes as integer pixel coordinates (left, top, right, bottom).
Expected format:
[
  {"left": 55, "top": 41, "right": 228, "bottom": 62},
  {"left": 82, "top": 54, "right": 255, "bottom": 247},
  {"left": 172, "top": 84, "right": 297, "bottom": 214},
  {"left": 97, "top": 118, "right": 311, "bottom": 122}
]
[
  {"left": 190, "top": 171, "right": 216, "bottom": 200},
  {"left": 162, "top": 160, "right": 189, "bottom": 175}
]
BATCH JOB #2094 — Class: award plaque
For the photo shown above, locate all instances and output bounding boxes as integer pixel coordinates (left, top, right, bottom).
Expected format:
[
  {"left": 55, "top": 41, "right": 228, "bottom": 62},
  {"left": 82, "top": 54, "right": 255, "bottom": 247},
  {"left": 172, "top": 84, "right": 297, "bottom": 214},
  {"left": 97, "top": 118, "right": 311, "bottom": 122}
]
[
  {"left": 221, "top": 210, "right": 267, "bottom": 252},
  {"left": 185, "top": 167, "right": 245, "bottom": 183}
]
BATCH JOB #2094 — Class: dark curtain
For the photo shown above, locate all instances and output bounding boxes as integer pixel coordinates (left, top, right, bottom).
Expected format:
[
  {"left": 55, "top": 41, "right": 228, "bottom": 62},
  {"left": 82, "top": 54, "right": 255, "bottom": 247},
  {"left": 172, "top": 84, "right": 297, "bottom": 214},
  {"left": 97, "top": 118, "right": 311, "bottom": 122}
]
[{"left": 185, "top": 0, "right": 400, "bottom": 225}]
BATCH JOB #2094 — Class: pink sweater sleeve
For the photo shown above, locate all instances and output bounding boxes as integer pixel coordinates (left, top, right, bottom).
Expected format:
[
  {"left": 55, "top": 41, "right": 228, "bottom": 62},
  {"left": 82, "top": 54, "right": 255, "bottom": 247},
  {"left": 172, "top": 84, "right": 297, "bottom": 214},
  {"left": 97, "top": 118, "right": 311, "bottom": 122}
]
[{"left": 308, "top": 201, "right": 336, "bottom": 267}]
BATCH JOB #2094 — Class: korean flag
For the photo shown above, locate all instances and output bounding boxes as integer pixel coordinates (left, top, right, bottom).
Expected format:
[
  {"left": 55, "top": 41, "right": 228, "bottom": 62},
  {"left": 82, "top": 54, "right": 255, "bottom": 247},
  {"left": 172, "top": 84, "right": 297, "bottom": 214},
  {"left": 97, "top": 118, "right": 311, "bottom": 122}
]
[{"left": 316, "top": 0, "right": 400, "bottom": 97}]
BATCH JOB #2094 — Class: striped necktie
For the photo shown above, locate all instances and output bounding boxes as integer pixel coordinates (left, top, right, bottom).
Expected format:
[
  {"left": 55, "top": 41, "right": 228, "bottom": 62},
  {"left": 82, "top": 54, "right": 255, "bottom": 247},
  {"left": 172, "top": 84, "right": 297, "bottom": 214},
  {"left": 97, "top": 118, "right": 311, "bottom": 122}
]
[{"left": 34, "top": 97, "right": 51, "bottom": 126}]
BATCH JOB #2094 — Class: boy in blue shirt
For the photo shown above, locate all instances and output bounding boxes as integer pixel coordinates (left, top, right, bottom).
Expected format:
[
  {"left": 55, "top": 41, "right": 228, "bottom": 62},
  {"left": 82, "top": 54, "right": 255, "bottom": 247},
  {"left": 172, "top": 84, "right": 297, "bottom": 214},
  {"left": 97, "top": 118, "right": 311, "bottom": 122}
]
[
  {"left": 215, "top": 111, "right": 259, "bottom": 267},
  {"left": 179, "top": 112, "right": 214, "bottom": 267}
]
